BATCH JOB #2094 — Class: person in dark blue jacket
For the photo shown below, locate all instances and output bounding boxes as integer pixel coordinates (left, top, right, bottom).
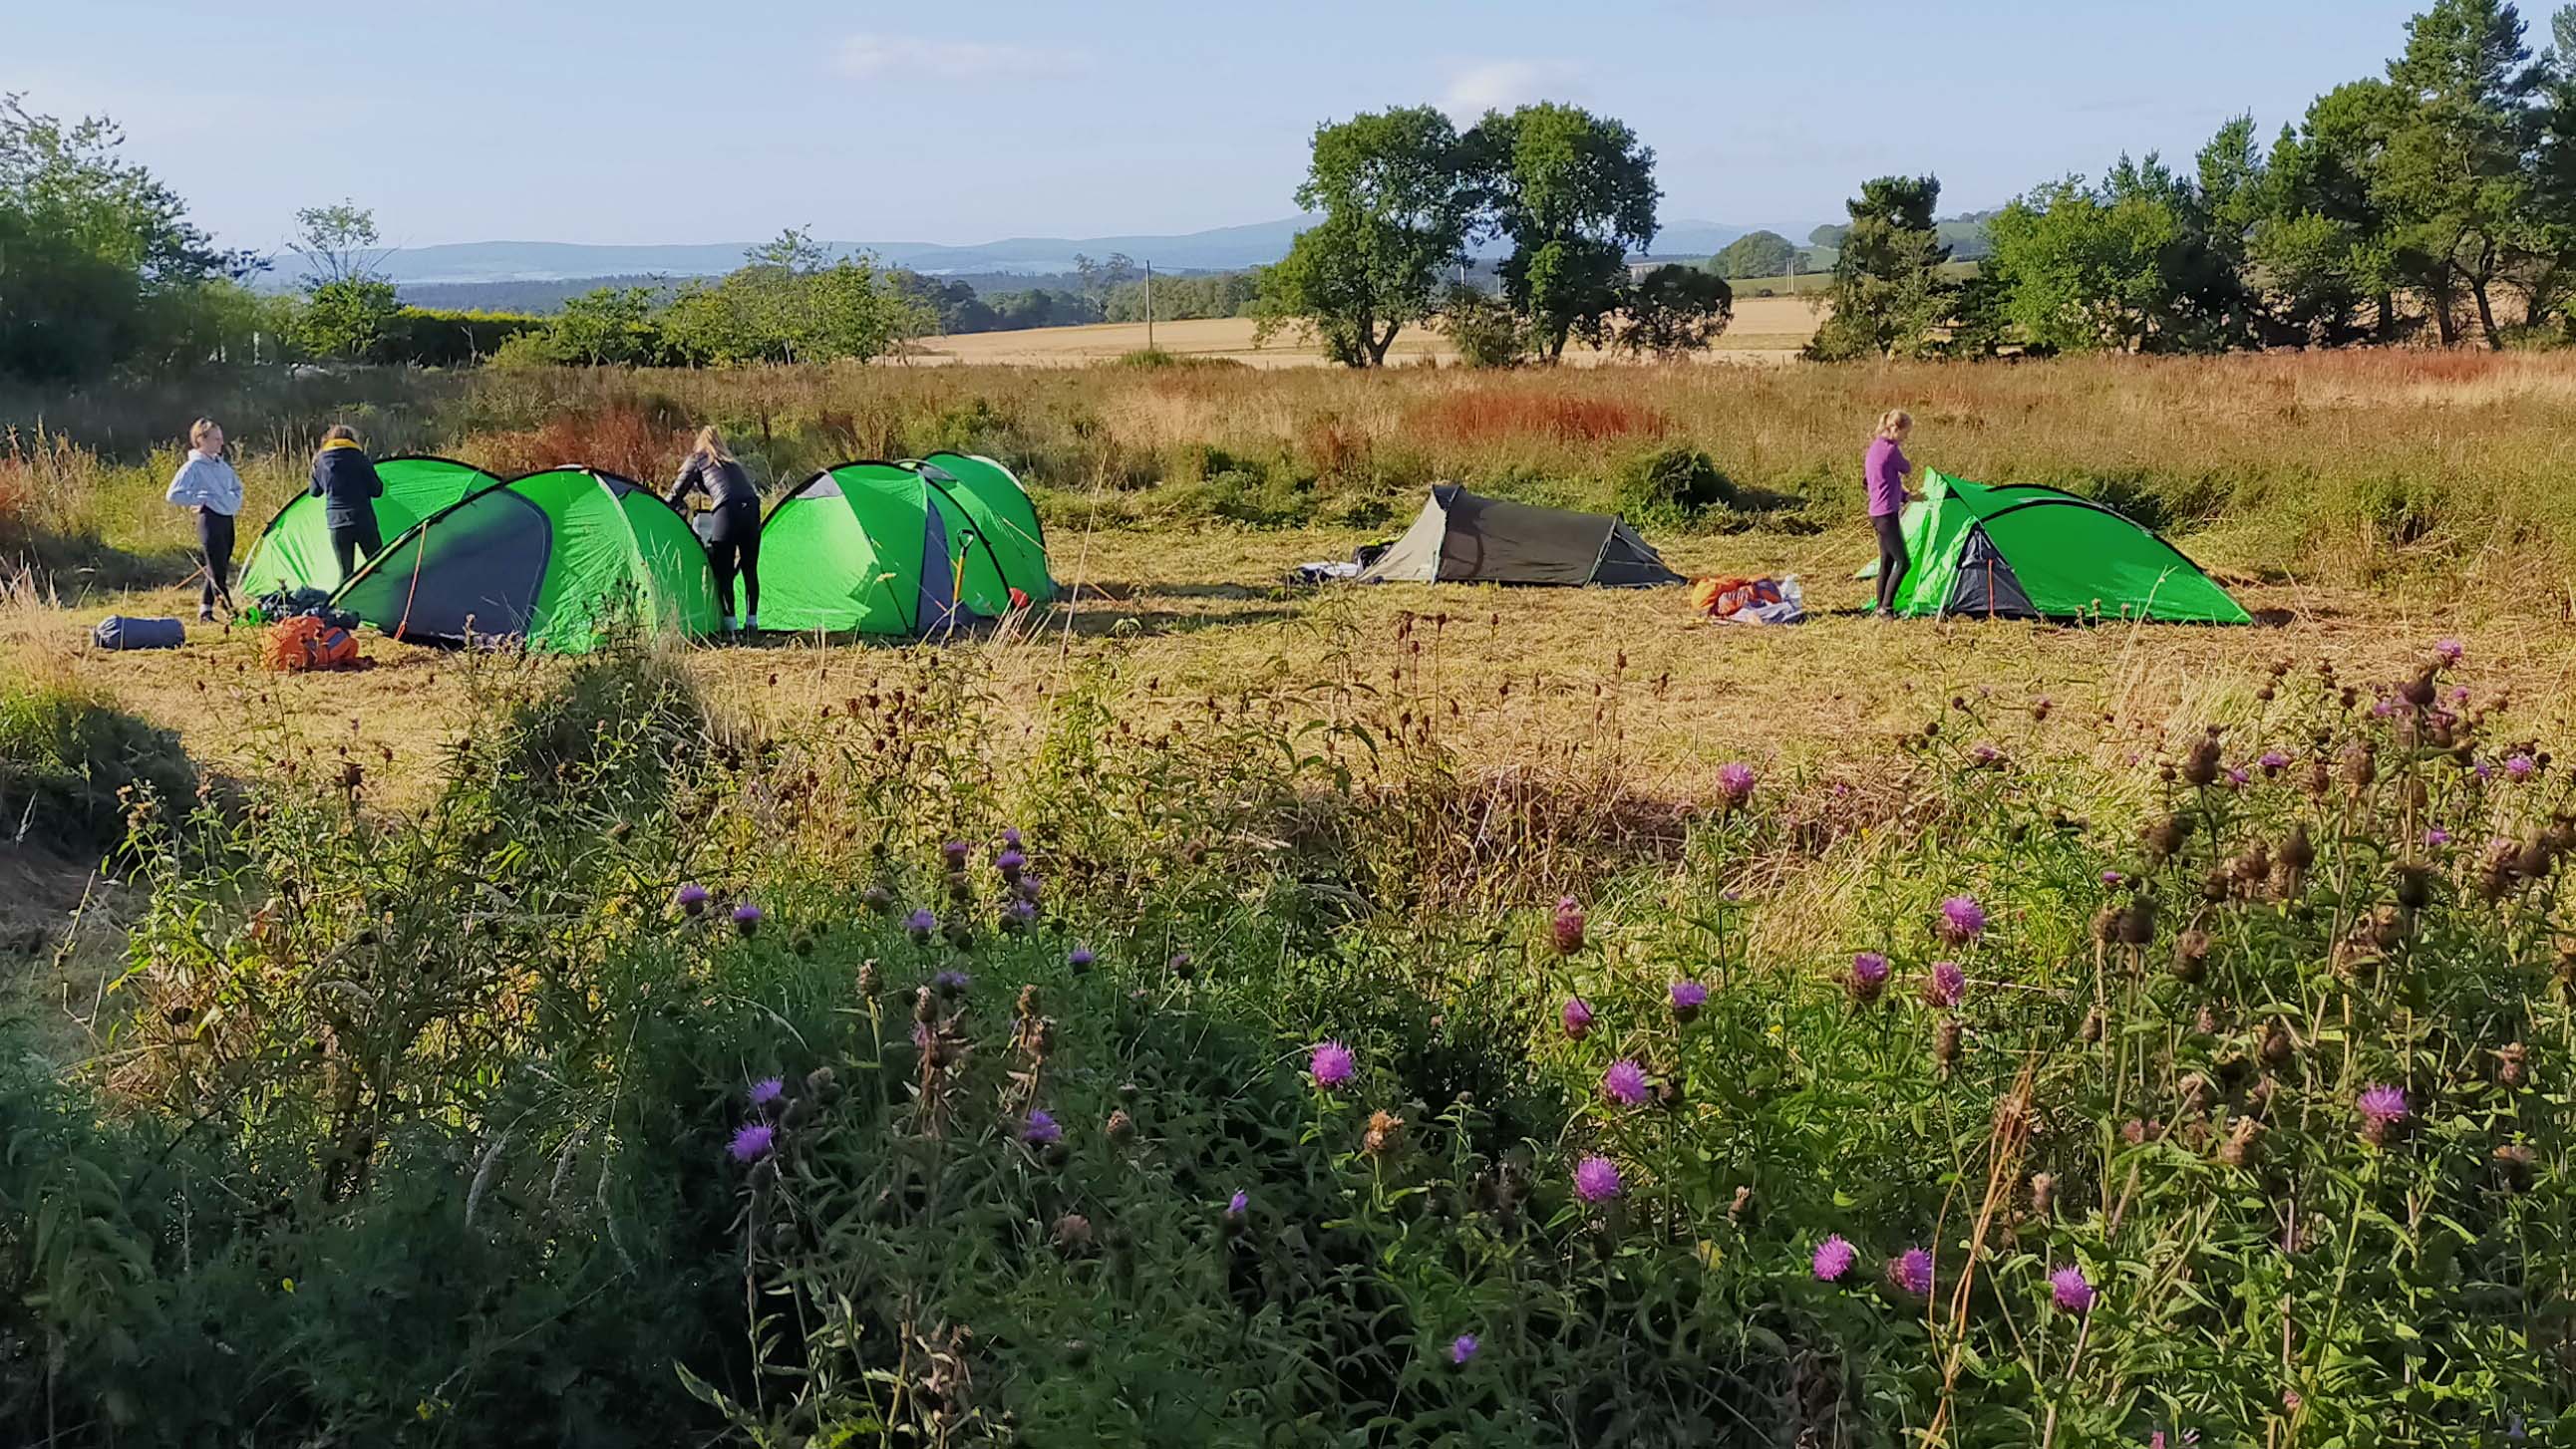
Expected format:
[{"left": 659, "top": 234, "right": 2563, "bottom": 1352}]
[{"left": 310, "top": 424, "right": 386, "bottom": 579}]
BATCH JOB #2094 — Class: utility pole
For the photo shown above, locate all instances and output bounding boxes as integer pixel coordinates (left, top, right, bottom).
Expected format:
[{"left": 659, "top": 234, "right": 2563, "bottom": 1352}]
[{"left": 1144, "top": 259, "right": 1155, "bottom": 351}]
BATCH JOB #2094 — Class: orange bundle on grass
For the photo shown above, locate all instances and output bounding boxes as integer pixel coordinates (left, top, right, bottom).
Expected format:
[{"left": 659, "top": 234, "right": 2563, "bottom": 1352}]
[{"left": 264, "top": 615, "right": 361, "bottom": 673}]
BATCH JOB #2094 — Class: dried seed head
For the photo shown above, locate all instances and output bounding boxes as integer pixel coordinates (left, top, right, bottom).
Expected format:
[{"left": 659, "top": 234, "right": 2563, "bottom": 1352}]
[
  {"left": 1054, "top": 1213, "right": 1095, "bottom": 1252},
  {"left": 2395, "top": 862, "right": 2432, "bottom": 912},
  {"left": 1729, "top": 1185, "right": 1756, "bottom": 1225},
  {"left": 2183, "top": 736, "right": 2222, "bottom": 787},
  {"left": 2218, "top": 1116, "right": 2265, "bottom": 1168},
  {"left": 912, "top": 986, "right": 938, "bottom": 1023},
  {"left": 2494, "top": 1142, "right": 2537, "bottom": 1190},
  {"left": 2340, "top": 741, "right": 2376, "bottom": 790},
  {"left": 2144, "top": 813, "right": 2193, "bottom": 859},
  {"left": 2260, "top": 1019, "right": 2293, "bottom": 1066},
  {"left": 2118, "top": 897, "right": 2158, "bottom": 947},
  {"left": 2178, "top": 1071, "right": 2213, "bottom": 1119},
  {"left": 1362, "top": 1109, "right": 1406, "bottom": 1157},
  {"left": 2303, "top": 758, "right": 2332, "bottom": 799},
  {"left": 857, "top": 959, "right": 882, "bottom": 997},
  {"left": 2028, "top": 1172, "right": 2056, "bottom": 1219},
  {"left": 2170, "top": 930, "right": 2208, "bottom": 983},
  {"left": 2080, "top": 1007, "right": 2104, "bottom": 1044},
  {"left": 1933, "top": 1016, "right": 1962, "bottom": 1069},
  {"left": 2280, "top": 822, "right": 2316, "bottom": 872},
  {"left": 2496, "top": 1041, "right": 2528, "bottom": 1090}
]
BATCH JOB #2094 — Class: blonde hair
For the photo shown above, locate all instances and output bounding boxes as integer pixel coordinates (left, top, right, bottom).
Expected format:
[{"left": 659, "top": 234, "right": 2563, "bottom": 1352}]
[
  {"left": 188, "top": 418, "right": 220, "bottom": 449},
  {"left": 693, "top": 425, "right": 733, "bottom": 463},
  {"left": 1874, "top": 409, "right": 1914, "bottom": 442},
  {"left": 322, "top": 424, "right": 359, "bottom": 444}
]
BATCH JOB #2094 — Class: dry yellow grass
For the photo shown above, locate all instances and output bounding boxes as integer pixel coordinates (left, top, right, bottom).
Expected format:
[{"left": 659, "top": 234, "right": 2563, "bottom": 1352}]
[
  {"left": 904, "top": 297, "right": 1820, "bottom": 368},
  {"left": 17, "top": 521, "right": 2575, "bottom": 815}
]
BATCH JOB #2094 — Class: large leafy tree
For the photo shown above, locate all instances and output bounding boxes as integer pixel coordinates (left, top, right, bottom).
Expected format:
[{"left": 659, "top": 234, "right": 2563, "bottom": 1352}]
[
  {"left": 0, "top": 94, "right": 251, "bottom": 382},
  {"left": 2252, "top": 82, "right": 2411, "bottom": 343},
  {"left": 1711, "top": 230, "right": 1797, "bottom": 279},
  {"left": 288, "top": 202, "right": 401, "bottom": 362},
  {"left": 1465, "top": 103, "right": 1660, "bottom": 362},
  {"left": 1255, "top": 106, "right": 1474, "bottom": 367},
  {"left": 1613, "top": 264, "right": 1732, "bottom": 357},
  {"left": 2375, "top": 0, "right": 2541, "bottom": 346},
  {"left": 1988, "top": 146, "right": 2259, "bottom": 354},
  {"left": 1803, "top": 174, "right": 1952, "bottom": 360}
]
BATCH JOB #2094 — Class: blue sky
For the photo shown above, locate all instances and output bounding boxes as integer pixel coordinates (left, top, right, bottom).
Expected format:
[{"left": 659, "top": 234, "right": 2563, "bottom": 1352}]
[{"left": 16, "top": 0, "right": 2435, "bottom": 251}]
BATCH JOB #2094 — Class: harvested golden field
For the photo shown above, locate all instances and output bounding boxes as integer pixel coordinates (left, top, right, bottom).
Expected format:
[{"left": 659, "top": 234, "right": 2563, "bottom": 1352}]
[{"left": 905, "top": 296, "right": 1821, "bottom": 367}]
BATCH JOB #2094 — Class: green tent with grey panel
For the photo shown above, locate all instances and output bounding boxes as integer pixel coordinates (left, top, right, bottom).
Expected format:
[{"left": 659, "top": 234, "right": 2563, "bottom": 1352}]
[
  {"left": 236, "top": 454, "right": 497, "bottom": 599},
  {"left": 757, "top": 453, "right": 1053, "bottom": 636},
  {"left": 1875, "top": 471, "right": 2248, "bottom": 624},
  {"left": 1358, "top": 484, "right": 1681, "bottom": 587},
  {"left": 330, "top": 465, "right": 718, "bottom": 652}
]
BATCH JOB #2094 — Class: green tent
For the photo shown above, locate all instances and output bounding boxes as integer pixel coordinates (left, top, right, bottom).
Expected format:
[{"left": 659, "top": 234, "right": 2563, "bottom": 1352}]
[
  {"left": 331, "top": 466, "right": 718, "bottom": 652},
  {"left": 758, "top": 456, "right": 1053, "bottom": 635},
  {"left": 1879, "top": 471, "right": 2248, "bottom": 624},
  {"left": 236, "top": 454, "right": 498, "bottom": 599}
]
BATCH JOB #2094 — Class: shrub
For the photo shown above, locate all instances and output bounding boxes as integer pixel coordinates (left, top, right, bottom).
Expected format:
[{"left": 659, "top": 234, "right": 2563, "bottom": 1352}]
[
  {"left": 0, "top": 674, "right": 195, "bottom": 854},
  {"left": 1611, "top": 442, "right": 1735, "bottom": 520}
]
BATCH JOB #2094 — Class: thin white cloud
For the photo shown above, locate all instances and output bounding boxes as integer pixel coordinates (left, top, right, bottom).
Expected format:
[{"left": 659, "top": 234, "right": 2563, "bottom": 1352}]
[
  {"left": 1437, "top": 59, "right": 1586, "bottom": 122},
  {"left": 832, "top": 33, "right": 1087, "bottom": 82}
]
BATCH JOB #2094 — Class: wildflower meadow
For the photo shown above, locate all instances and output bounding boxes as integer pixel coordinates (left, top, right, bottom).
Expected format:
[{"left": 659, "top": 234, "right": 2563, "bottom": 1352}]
[{"left": 0, "top": 618, "right": 2565, "bottom": 1447}]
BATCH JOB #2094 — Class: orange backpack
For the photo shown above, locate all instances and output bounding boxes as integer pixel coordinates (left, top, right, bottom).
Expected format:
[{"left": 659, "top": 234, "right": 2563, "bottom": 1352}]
[{"left": 264, "top": 615, "right": 361, "bottom": 672}]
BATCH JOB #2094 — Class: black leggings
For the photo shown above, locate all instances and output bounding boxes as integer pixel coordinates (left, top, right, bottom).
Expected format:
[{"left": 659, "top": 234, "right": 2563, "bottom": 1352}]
[
  {"left": 196, "top": 508, "right": 235, "bottom": 611},
  {"left": 330, "top": 516, "right": 384, "bottom": 580},
  {"left": 697, "top": 503, "right": 760, "bottom": 622},
  {"left": 1872, "top": 513, "right": 1909, "bottom": 615}
]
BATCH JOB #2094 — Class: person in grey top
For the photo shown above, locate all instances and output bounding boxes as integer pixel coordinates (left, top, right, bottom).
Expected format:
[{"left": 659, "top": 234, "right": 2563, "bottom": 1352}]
[
  {"left": 165, "top": 417, "right": 243, "bottom": 620},
  {"left": 667, "top": 425, "right": 761, "bottom": 631}
]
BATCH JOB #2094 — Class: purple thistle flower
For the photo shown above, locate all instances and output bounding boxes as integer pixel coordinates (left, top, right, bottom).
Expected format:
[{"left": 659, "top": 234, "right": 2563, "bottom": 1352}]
[
  {"left": 1560, "top": 997, "right": 1595, "bottom": 1040},
  {"left": 2449, "top": 685, "right": 2471, "bottom": 706},
  {"left": 2100, "top": 870, "right": 2125, "bottom": 887},
  {"left": 2475, "top": 759, "right": 2495, "bottom": 781},
  {"left": 2373, "top": 696, "right": 2401, "bottom": 719},
  {"left": 747, "top": 1076, "right": 785, "bottom": 1109},
  {"left": 1000, "top": 827, "right": 1024, "bottom": 849},
  {"left": 1023, "top": 1109, "right": 1062, "bottom": 1146},
  {"left": 2359, "top": 1084, "right": 2410, "bottom": 1125},
  {"left": 1851, "top": 952, "right": 1891, "bottom": 995},
  {"left": 732, "top": 903, "right": 763, "bottom": 937},
  {"left": 1551, "top": 897, "right": 1585, "bottom": 955},
  {"left": 1001, "top": 898, "right": 1038, "bottom": 931},
  {"left": 905, "top": 908, "right": 937, "bottom": 942},
  {"left": 1015, "top": 874, "right": 1044, "bottom": 903},
  {"left": 1895, "top": 1248, "right": 1934, "bottom": 1296},
  {"left": 996, "top": 848, "right": 1028, "bottom": 879},
  {"left": 1938, "top": 895, "right": 1987, "bottom": 944},
  {"left": 2050, "top": 1265, "right": 2095, "bottom": 1312},
  {"left": 2506, "top": 753, "right": 2536, "bottom": 780},
  {"left": 675, "top": 882, "right": 709, "bottom": 915},
  {"left": 1602, "top": 1059, "right": 1650, "bottom": 1106},
  {"left": 933, "top": 968, "right": 971, "bottom": 997},
  {"left": 1226, "top": 1188, "right": 1248, "bottom": 1216},
  {"left": 1669, "top": 980, "right": 1709, "bottom": 1020},
  {"left": 941, "top": 840, "right": 970, "bottom": 867},
  {"left": 2425, "top": 827, "right": 2451, "bottom": 847},
  {"left": 1310, "top": 1040, "right": 1356, "bottom": 1090},
  {"left": 2259, "top": 750, "right": 2289, "bottom": 772},
  {"left": 2225, "top": 767, "right": 2250, "bottom": 789},
  {"left": 1449, "top": 1333, "right": 1479, "bottom": 1364},
  {"left": 1069, "top": 944, "right": 1096, "bottom": 971},
  {"left": 1812, "top": 1235, "right": 1856, "bottom": 1283},
  {"left": 1572, "top": 1155, "right": 1622, "bottom": 1203},
  {"left": 1925, "top": 961, "right": 1966, "bottom": 1009},
  {"left": 2436, "top": 638, "right": 2464, "bottom": 663},
  {"left": 1717, "top": 761, "right": 1757, "bottom": 803},
  {"left": 728, "top": 1122, "right": 775, "bottom": 1163}
]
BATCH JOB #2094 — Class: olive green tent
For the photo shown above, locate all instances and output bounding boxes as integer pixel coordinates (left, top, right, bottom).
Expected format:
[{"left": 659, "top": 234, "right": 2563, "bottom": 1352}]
[
  {"left": 330, "top": 466, "right": 718, "bottom": 652},
  {"left": 1876, "top": 471, "right": 2248, "bottom": 624},
  {"left": 757, "top": 455, "right": 1052, "bottom": 635},
  {"left": 236, "top": 454, "right": 498, "bottom": 599}
]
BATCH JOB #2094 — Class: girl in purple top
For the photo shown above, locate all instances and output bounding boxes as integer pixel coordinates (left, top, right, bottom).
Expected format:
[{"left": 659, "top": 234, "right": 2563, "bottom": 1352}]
[{"left": 1865, "top": 409, "right": 1918, "bottom": 617}]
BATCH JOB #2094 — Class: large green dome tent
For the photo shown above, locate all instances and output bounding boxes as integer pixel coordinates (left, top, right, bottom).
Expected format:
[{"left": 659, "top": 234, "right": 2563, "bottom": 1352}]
[
  {"left": 329, "top": 465, "right": 718, "bottom": 652},
  {"left": 1877, "top": 471, "right": 2249, "bottom": 624},
  {"left": 236, "top": 454, "right": 498, "bottom": 599},
  {"left": 758, "top": 456, "right": 1053, "bottom": 636}
]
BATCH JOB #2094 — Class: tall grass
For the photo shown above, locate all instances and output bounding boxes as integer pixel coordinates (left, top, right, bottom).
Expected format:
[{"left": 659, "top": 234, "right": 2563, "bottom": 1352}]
[{"left": 15, "top": 350, "right": 2576, "bottom": 594}]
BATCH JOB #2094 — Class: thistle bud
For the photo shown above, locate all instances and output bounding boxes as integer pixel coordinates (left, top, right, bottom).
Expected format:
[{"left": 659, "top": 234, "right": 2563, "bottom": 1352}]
[
  {"left": 1054, "top": 1213, "right": 1094, "bottom": 1253},
  {"left": 2028, "top": 1172, "right": 2056, "bottom": 1219},
  {"left": 2118, "top": 897, "right": 2157, "bottom": 948},
  {"left": 2340, "top": 742, "right": 2376, "bottom": 790},
  {"left": 1729, "top": 1185, "right": 1756, "bottom": 1225},
  {"left": 2496, "top": 1041, "right": 2528, "bottom": 1090},
  {"left": 1362, "top": 1109, "right": 1406, "bottom": 1157},
  {"left": 2280, "top": 823, "right": 2316, "bottom": 872},
  {"left": 2494, "top": 1142, "right": 2536, "bottom": 1191},
  {"left": 1106, "top": 1107, "right": 1135, "bottom": 1144},
  {"left": 1933, "top": 1016, "right": 1962, "bottom": 1071},
  {"left": 2171, "top": 930, "right": 2209, "bottom": 983},
  {"left": 2183, "top": 736, "right": 2222, "bottom": 787},
  {"left": 2080, "top": 1007, "right": 2104, "bottom": 1043},
  {"left": 2260, "top": 1019, "right": 2292, "bottom": 1067}
]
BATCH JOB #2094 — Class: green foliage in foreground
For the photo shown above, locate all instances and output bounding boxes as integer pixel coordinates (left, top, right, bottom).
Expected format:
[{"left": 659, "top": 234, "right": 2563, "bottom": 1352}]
[
  {"left": 0, "top": 677, "right": 194, "bottom": 853},
  {"left": 3, "top": 639, "right": 2573, "bottom": 1444}
]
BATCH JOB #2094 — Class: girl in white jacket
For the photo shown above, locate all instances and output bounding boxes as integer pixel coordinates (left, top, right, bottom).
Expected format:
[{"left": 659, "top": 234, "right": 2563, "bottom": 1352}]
[{"left": 165, "top": 418, "right": 243, "bottom": 620}]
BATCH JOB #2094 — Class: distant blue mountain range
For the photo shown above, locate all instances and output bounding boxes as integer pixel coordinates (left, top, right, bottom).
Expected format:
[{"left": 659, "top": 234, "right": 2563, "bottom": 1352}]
[{"left": 350, "top": 215, "right": 1789, "bottom": 287}]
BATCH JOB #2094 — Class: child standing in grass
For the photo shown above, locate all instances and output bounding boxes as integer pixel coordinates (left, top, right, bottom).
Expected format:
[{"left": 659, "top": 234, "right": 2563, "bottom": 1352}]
[
  {"left": 1865, "top": 409, "right": 1918, "bottom": 617},
  {"left": 165, "top": 417, "right": 242, "bottom": 621},
  {"left": 310, "top": 424, "right": 387, "bottom": 580}
]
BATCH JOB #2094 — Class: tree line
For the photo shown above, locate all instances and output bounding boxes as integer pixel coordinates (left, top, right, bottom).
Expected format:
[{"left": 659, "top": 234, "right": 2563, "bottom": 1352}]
[{"left": 1814, "top": 0, "right": 2576, "bottom": 358}]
